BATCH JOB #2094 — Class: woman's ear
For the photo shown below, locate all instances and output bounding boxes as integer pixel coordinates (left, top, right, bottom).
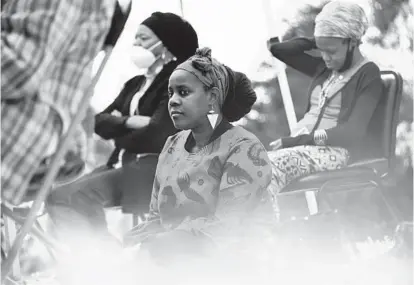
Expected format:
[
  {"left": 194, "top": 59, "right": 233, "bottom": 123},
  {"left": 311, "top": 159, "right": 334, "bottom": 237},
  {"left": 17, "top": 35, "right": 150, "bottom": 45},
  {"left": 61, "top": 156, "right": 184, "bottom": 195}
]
[
  {"left": 207, "top": 87, "right": 220, "bottom": 109},
  {"left": 349, "top": 38, "right": 358, "bottom": 49},
  {"left": 162, "top": 48, "right": 176, "bottom": 63}
]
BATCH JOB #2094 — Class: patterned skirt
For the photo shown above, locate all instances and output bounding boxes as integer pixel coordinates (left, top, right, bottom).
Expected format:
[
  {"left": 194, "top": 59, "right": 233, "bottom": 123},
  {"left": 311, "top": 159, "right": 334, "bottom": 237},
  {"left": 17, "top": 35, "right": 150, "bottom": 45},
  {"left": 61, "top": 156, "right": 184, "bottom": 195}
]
[{"left": 267, "top": 145, "right": 350, "bottom": 216}]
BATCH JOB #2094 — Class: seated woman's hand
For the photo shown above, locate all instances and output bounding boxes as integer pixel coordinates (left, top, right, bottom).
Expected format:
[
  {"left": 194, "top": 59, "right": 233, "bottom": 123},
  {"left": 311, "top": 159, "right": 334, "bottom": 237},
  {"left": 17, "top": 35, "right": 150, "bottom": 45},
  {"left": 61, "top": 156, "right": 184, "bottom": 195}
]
[
  {"left": 125, "top": 115, "right": 151, "bottom": 129},
  {"left": 123, "top": 219, "right": 164, "bottom": 246},
  {"left": 111, "top": 110, "right": 122, "bottom": 117},
  {"left": 269, "top": 138, "right": 283, "bottom": 151}
]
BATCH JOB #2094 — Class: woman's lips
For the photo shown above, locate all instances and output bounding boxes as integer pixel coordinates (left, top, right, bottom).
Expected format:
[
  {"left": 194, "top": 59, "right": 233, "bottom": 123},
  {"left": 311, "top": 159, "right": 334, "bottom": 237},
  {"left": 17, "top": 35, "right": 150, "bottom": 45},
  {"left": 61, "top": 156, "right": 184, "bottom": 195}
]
[{"left": 170, "top": 110, "right": 183, "bottom": 118}]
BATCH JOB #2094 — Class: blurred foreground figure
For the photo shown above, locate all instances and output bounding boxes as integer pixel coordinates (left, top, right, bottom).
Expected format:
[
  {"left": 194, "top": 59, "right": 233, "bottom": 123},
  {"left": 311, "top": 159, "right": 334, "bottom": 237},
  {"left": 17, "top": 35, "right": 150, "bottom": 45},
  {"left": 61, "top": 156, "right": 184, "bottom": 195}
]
[{"left": 1, "top": 0, "right": 115, "bottom": 205}]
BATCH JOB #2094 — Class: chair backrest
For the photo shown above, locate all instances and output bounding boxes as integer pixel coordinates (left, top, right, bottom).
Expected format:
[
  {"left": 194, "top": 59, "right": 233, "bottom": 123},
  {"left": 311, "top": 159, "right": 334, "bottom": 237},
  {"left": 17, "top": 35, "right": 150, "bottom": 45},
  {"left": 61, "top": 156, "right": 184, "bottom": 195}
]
[{"left": 365, "top": 70, "right": 403, "bottom": 166}]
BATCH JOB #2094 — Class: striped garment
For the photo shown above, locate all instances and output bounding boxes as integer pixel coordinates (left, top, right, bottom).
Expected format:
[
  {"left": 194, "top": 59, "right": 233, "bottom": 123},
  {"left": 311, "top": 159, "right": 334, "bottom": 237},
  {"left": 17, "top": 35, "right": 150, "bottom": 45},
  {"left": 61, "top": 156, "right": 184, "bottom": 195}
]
[{"left": 1, "top": 0, "right": 115, "bottom": 205}]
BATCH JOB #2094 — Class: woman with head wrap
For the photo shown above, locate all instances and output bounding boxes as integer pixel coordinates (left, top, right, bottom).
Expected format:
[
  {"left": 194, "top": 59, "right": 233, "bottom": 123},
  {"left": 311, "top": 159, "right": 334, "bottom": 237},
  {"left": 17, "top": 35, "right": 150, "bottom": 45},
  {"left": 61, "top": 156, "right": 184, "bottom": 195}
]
[
  {"left": 46, "top": 12, "right": 199, "bottom": 251},
  {"left": 266, "top": 1, "right": 383, "bottom": 212},
  {"left": 124, "top": 48, "right": 272, "bottom": 261}
]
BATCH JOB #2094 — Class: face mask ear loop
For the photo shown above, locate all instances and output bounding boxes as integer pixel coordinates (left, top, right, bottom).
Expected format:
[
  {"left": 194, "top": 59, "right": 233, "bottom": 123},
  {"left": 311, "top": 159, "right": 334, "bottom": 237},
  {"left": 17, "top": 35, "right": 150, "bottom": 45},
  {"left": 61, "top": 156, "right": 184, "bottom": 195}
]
[
  {"left": 149, "top": 41, "right": 172, "bottom": 65},
  {"left": 147, "top": 40, "right": 162, "bottom": 53}
]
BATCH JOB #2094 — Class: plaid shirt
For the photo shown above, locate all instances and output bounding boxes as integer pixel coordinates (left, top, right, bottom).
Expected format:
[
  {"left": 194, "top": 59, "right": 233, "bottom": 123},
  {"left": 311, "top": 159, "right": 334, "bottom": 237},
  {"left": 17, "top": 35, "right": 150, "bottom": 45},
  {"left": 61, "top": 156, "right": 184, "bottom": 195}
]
[{"left": 1, "top": 0, "right": 115, "bottom": 205}]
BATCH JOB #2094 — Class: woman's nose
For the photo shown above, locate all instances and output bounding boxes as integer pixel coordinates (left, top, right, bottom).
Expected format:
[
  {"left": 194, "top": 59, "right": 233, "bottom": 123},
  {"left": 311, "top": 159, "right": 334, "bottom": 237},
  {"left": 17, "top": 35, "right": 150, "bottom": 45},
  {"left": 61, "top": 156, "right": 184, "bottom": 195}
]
[
  {"left": 133, "top": 38, "right": 142, "bottom": 46},
  {"left": 169, "top": 93, "right": 180, "bottom": 106},
  {"left": 321, "top": 52, "right": 331, "bottom": 62}
]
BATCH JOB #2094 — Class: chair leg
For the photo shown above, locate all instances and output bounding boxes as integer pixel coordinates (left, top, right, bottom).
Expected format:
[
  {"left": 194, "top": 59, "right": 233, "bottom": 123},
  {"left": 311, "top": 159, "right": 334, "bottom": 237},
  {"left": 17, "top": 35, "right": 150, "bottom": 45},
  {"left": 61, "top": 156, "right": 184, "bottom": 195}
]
[
  {"left": 132, "top": 214, "right": 140, "bottom": 227},
  {"left": 33, "top": 220, "right": 57, "bottom": 262},
  {"left": 2, "top": 216, "right": 21, "bottom": 281}
]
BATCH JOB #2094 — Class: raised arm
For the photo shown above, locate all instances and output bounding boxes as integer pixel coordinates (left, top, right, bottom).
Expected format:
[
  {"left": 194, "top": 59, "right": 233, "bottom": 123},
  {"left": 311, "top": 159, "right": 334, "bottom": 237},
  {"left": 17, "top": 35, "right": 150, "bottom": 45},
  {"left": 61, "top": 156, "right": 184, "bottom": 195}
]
[{"left": 268, "top": 37, "right": 325, "bottom": 78}]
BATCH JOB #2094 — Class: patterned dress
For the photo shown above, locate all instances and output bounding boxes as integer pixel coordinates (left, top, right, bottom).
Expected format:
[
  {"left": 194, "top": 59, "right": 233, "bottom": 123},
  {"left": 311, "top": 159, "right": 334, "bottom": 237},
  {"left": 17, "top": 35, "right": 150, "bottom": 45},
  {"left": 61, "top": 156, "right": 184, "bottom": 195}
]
[{"left": 125, "top": 125, "right": 273, "bottom": 247}]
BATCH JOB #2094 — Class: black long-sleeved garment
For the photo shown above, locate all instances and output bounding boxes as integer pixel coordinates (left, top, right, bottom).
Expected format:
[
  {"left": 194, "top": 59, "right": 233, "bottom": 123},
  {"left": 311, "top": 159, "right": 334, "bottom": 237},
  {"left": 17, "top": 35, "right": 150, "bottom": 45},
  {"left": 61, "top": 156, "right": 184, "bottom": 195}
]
[{"left": 269, "top": 37, "right": 384, "bottom": 161}]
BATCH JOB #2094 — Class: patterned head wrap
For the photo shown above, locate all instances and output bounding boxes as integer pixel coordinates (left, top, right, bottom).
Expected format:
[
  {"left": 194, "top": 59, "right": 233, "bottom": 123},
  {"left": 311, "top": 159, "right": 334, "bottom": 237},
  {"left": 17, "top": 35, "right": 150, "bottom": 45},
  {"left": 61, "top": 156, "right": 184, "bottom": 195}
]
[
  {"left": 314, "top": 1, "right": 368, "bottom": 40},
  {"left": 175, "top": 47, "right": 229, "bottom": 109}
]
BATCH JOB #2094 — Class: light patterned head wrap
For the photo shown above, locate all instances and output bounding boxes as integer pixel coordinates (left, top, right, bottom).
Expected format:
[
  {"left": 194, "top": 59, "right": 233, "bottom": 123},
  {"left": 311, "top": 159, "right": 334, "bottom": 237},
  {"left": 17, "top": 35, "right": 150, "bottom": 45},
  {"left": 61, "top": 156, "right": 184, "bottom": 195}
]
[
  {"left": 175, "top": 47, "right": 229, "bottom": 108},
  {"left": 314, "top": 1, "right": 368, "bottom": 40}
]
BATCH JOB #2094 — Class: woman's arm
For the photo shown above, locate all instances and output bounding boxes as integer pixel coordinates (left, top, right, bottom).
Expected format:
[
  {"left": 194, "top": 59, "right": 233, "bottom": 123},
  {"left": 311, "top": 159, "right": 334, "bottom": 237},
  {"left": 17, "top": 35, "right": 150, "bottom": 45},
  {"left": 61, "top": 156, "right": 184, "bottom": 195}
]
[
  {"left": 113, "top": 92, "right": 176, "bottom": 153},
  {"left": 268, "top": 37, "right": 325, "bottom": 78},
  {"left": 214, "top": 139, "right": 272, "bottom": 225},
  {"left": 324, "top": 72, "right": 383, "bottom": 148},
  {"left": 94, "top": 77, "right": 140, "bottom": 140},
  {"left": 94, "top": 100, "right": 130, "bottom": 140},
  {"left": 281, "top": 64, "right": 383, "bottom": 149}
]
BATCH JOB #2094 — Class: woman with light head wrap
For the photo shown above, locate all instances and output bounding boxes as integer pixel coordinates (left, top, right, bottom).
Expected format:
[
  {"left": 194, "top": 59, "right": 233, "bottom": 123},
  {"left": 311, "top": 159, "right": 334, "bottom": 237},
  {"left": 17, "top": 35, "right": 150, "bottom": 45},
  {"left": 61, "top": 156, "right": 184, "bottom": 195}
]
[
  {"left": 124, "top": 48, "right": 272, "bottom": 261},
  {"left": 266, "top": 1, "right": 383, "bottom": 216}
]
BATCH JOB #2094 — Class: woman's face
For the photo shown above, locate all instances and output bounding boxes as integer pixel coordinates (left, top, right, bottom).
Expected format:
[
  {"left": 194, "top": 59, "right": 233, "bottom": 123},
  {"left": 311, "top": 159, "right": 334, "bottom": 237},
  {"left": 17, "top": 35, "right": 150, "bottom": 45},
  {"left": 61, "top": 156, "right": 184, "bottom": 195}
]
[
  {"left": 168, "top": 70, "right": 215, "bottom": 131},
  {"left": 315, "top": 37, "right": 352, "bottom": 71},
  {"left": 133, "top": 24, "right": 163, "bottom": 56}
]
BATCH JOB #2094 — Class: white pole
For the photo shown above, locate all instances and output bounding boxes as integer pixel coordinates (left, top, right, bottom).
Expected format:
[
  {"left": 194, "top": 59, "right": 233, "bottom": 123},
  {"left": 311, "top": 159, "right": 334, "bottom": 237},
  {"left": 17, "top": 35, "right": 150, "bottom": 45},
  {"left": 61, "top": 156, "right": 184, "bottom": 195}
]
[
  {"left": 179, "top": 0, "right": 184, "bottom": 18},
  {"left": 262, "top": 0, "right": 297, "bottom": 132}
]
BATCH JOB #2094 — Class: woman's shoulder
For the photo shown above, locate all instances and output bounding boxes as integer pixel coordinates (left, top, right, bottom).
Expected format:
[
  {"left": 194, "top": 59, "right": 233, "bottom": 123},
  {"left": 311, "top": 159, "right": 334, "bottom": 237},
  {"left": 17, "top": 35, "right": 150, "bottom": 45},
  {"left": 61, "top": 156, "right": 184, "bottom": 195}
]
[
  {"left": 360, "top": 61, "right": 381, "bottom": 75},
  {"left": 154, "top": 61, "right": 179, "bottom": 83},
  {"left": 123, "top": 75, "right": 144, "bottom": 88},
  {"left": 165, "top": 130, "right": 189, "bottom": 145},
  {"left": 344, "top": 61, "right": 381, "bottom": 92},
  {"left": 354, "top": 61, "right": 381, "bottom": 81},
  {"left": 224, "top": 126, "right": 266, "bottom": 148}
]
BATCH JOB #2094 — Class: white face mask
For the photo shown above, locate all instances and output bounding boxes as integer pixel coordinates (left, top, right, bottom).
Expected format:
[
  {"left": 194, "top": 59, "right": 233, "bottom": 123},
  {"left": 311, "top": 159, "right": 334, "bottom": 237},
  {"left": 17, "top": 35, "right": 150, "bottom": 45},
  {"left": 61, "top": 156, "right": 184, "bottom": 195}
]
[{"left": 130, "top": 41, "right": 162, "bottom": 69}]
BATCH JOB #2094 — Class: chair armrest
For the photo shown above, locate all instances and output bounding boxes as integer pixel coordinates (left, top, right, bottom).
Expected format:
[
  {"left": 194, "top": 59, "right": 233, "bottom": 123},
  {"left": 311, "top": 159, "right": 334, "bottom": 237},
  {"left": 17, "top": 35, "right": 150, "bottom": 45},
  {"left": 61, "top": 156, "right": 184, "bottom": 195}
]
[
  {"left": 349, "top": 158, "right": 388, "bottom": 167},
  {"left": 348, "top": 157, "right": 389, "bottom": 176}
]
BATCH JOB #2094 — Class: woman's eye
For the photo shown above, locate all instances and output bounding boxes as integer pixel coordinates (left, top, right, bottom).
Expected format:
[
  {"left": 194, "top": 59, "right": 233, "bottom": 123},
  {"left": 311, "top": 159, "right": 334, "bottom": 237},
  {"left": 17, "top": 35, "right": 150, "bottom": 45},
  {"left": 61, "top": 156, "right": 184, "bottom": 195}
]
[
  {"left": 168, "top": 89, "right": 174, "bottom": 97},
  {"left": 179, "top": 89, "right": 189, "bottom": 96}
]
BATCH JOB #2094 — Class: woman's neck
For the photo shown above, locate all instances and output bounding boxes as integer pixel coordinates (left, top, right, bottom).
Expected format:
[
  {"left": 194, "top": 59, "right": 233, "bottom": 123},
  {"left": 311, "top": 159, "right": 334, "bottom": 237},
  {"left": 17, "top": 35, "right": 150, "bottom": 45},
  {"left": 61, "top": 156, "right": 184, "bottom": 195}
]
[
  {"left": 146, "top": 58, "right": 165, "bottom": 77},
  {"left": 350, "top": 48, "right": 364, "bottom": 68},
  {"left": 191, "top": 115, "right": 223, "bottom": 149},
  {"left": 334, "top": 48, "right": 364, "bottom": 75}
]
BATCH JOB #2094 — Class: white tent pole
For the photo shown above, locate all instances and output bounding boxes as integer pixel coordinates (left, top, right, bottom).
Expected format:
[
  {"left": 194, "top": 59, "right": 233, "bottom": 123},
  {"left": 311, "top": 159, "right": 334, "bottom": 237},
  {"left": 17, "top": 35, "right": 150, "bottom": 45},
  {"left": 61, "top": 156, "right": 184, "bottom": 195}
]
[
  {"left": 262, "top": 0, "right": 297, "bottom": 132},
  {"left": 179, "top": 0, "right": 184, "bottom": 17}
]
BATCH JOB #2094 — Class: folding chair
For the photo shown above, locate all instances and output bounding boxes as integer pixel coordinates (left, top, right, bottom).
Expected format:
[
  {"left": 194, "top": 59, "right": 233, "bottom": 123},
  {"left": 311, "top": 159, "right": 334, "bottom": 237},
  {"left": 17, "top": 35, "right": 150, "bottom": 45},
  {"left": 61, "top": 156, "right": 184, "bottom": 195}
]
[{"left": 1, "top": 1, "right": 132, "bottom": 282}]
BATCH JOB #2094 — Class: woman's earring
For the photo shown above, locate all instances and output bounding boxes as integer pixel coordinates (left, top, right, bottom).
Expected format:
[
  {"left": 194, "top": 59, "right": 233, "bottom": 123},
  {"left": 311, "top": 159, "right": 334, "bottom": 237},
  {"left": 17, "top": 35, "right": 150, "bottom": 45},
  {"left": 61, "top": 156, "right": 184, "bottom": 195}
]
[{"left": 207, "top": 107, "right": 218, "bottom": 129}]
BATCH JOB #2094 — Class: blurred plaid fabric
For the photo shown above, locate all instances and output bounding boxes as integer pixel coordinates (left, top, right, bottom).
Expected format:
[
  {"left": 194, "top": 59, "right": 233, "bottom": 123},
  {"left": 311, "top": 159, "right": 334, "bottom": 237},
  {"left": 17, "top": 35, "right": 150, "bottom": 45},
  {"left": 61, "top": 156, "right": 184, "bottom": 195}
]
[{"left": 1, "top": 0, "right": 115, "bottom": 205}]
